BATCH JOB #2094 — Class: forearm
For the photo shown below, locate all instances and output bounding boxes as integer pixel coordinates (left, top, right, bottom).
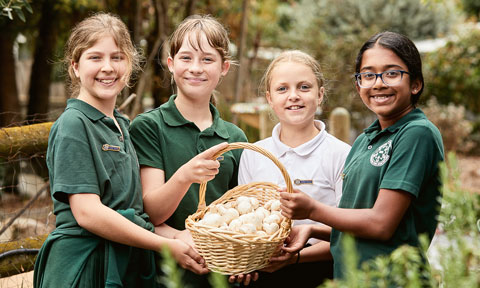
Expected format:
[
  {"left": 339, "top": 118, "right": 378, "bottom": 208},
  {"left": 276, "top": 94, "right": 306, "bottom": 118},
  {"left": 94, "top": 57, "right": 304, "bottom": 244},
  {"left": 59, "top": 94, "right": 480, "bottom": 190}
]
[
  {"left": 75, "top": 199, "right": 172, "bottom": 251},
  {"left": 154, "top": 223, "right": 181, "bottom": 238},
  {"left": 143, "top": 171, "right": 192, "bottom": 225},
  {"left": 309, "top": 225, "right": 331, "bottom": 241},
  {"left": 298, "top": 241, "right": 332, "bottom": 263}
]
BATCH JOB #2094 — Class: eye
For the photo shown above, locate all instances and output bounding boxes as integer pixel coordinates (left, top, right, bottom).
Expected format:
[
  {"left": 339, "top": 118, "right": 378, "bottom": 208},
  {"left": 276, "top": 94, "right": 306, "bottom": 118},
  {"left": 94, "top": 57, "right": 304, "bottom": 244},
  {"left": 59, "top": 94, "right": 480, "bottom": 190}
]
[
  {"left": 384, "top": 70, "right": 401, "bottom": 78},
  {"left": 300, "top": 84, "right": 311, "bottom": 91},
  {"left": 88, "top": 55, "right": 101, "bottom": 60},
  {"left": 203, "top": 57, "right": 214, "bottom": 63},
  {"left": 112, "top": 54, "right": 125, "bottom": 61},
  {"left": 276, "top": 86, "right": 287, "bottom": 93},
  {"left": 362, "top": 73, "right": 376, "bottom": 80},
  {"left": 180, "top": 56, "right": 191, "bottom": 61}
]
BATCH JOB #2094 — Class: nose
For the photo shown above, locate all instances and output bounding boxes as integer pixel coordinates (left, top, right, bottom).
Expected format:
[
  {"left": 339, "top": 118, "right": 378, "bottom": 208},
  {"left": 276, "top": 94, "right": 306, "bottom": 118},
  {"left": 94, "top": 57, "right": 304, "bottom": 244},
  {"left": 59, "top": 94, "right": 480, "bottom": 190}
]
[
  {"left": 372, "top": 74, "right": 387, "bottom": 88},
  {"left": 101, "top": 59, "right": 114, "bottom": 73},
  {"left": 188, "top": 59, "right": 203, "bottom": 74},
  {"left": 288, "top": 89, "right": 300, "bottom": 101}
]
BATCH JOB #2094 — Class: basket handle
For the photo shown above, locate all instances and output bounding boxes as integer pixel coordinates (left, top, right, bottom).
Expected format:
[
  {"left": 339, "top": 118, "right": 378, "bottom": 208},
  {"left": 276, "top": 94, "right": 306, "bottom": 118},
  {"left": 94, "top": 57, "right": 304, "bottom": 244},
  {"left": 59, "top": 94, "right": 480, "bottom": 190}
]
[{"left": 197, "top": 142, "right": 293, "bottom": 211}]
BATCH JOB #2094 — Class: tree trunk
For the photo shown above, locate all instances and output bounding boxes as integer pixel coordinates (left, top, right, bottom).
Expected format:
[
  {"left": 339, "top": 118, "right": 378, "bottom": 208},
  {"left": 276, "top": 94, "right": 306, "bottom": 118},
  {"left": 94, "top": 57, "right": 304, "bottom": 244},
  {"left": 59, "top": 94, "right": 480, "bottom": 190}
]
[
  {"left": 0, "top": 235, "right": 48, "bottom": 277},
  {"left": 232, "top": 0, "right": 250, "bottom": 124},
  {"left": 26, "top": 0, "right": 58, "bottom": 124},
  {"left": 0, "top": 22, "right": 21, "bottom": 128}
]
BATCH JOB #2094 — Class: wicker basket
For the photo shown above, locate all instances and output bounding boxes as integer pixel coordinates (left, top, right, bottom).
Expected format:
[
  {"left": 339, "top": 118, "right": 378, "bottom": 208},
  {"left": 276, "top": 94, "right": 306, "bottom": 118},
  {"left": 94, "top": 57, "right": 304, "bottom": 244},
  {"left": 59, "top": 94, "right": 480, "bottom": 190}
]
[{"left": 185, "top": 142, "right": 293, "bottom": 275}]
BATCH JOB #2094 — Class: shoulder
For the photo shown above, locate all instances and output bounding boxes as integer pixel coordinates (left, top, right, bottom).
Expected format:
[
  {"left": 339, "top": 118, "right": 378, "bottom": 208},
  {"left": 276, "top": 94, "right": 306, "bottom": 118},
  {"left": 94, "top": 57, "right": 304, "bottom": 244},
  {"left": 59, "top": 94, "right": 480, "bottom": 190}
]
[
  {"left": 53, "top": 109, "right": 89, "bottom": 137},
  {"left": 219, "top": 119, "right": 248, "bottom": 141},
  {"left": 131, "top": 108, "right": 163, "bottom": 127},
  {"left": 324, "top": 132, "right": 351, "bottom": 154},
  {"left": 398, "top": 118, "right": 442, "bottom": 143}
]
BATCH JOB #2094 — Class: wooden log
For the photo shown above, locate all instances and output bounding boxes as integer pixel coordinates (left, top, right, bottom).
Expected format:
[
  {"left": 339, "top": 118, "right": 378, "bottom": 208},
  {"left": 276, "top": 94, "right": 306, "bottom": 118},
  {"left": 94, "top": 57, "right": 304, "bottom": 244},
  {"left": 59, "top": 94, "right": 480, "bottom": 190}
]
[
  {"left": 329, "top": 107, "right": 351, "bottom": 144},
  {"left": 0, "top": 122, "right": 53, "bottom": 157},
  {"left": 0, "top": 234, "right": 47, "bottom": 277}
]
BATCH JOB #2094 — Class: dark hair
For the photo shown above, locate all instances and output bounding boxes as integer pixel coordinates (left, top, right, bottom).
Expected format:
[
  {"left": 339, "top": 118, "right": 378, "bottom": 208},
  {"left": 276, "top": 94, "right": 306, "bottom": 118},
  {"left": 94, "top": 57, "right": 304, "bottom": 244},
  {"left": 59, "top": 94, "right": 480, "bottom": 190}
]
[{"left": 355, "top": 31, "right": 424, "bottom": 105}]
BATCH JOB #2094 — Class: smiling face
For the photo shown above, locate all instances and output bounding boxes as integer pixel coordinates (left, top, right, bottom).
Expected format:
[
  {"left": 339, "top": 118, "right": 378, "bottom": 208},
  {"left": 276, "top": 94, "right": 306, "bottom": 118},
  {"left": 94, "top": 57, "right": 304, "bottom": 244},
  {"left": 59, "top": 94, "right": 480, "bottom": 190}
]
[
  {"left": 73, "top": 35, "right": 127, "bottom": 108},
  {"left": 167, "top": 32, "right": 229, "bottom": 103},
  {"left": 357, "top": 44, "right": 422, "bottom": 128},
  {"left": 266, "top": 61, "right": 323, "bottom": 130}
]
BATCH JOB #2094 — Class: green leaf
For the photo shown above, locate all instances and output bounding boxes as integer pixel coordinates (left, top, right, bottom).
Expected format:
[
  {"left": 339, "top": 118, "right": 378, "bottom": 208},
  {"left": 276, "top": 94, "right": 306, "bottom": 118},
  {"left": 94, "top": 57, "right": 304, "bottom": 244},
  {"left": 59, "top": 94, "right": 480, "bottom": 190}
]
[
  {"left": 22, "top": 0, "right": 33, "bottom": 14},
  {"left": 13, "top": 7, "right": 25, "bottom": 22}
]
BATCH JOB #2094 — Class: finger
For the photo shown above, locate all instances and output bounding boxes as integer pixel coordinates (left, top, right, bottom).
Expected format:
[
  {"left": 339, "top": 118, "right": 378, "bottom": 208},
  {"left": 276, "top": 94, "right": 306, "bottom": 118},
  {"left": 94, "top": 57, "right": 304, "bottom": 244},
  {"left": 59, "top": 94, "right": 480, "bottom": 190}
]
[
  {"left": 228, "top": 275, "right": 236, "bottom": 283},
  {"left": 236, "top": 274, "right": 245, "bottom": 283},
  {"left": 279, "top": 191, "right": 291, "bottom": 200},
  {"left": 253, "top": 272, "right": 259, "bottom": 282},
  {"left": 199, "top": 142, "right": 228, "bottom": 159},
  {"left": 243, "top": 274, "right": 251, "bottom": 286}
]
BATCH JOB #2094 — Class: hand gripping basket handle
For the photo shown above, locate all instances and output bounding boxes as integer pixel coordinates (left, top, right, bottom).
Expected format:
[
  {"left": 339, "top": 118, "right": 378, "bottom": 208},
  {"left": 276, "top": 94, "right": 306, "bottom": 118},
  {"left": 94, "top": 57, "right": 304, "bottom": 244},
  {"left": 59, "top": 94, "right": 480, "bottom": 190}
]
[{"left": 197, "top": 142, "right": 293, "bottom": 211}]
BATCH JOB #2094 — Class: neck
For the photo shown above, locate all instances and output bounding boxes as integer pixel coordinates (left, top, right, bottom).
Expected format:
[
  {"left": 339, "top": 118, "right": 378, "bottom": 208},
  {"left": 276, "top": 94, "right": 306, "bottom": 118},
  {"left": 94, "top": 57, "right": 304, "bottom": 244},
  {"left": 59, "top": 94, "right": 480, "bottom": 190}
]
[
  {"left": 378, "top": 105, "right": 414, "bottom": 130},
  {"left": 279, "top": 121, "right": 320, "bottom": 148},
  {"left": 175, "top": 94, "right": 213, "bottom": 131},
  {"left": 77, "top": 94, "right": 116, "bottom": 118}
]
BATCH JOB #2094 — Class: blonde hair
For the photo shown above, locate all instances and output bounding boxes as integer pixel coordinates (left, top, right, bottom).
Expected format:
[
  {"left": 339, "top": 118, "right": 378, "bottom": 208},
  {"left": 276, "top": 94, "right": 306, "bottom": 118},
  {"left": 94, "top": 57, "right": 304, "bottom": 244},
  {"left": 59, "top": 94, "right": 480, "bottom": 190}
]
[
  {"left": 261, "top": 50, "right": 325, "bottom": 99},
  {"left": 64, "top": 12, "right": 142, "bottom": 97}
]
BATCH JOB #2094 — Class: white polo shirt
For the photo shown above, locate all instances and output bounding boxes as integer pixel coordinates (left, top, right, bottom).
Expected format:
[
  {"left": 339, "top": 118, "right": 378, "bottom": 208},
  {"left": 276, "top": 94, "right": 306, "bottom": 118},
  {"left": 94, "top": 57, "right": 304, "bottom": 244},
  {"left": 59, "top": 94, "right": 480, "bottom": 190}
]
[{"left": 238, "top": 120, "right": 351, "bottom": 243}]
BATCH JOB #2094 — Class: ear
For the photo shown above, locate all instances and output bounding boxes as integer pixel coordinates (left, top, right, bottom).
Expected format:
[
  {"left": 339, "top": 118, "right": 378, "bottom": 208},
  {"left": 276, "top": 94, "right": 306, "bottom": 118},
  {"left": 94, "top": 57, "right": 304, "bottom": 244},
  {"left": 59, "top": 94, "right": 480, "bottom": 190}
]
[
  {"left": 355, "top": 81, "right": 361, "bottom": 94},
  {"left": 411, "top": 79, "right": 422, "bottom": 95},
  {"left": 318, "top": 86, "right": 325, "bottom": 105},
  {"left": 72, "top": 61, "right": 79, "bottom": 78},
  {"left": 167, "top": 56, "right": 174, "bottom": 73},
  {"left": 266, "top": 91, "right": 273, "bottom": 107},
  {"left": 221, "top": 60, "right": 230, "bottom": 76}
]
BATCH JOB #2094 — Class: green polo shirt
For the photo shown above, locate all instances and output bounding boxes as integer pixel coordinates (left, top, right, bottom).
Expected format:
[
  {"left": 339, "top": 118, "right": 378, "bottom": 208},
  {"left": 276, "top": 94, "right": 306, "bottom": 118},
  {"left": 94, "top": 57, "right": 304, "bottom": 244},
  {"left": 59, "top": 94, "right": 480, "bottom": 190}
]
[
  {"left": 34, "top": 99, "right": 155, "bottom": 288},
  {"left": 129, "top": 95, "right": 247, "bottom": 230},
  {"left": 330, "top": 108, "right": 444, "bottom": 279}
]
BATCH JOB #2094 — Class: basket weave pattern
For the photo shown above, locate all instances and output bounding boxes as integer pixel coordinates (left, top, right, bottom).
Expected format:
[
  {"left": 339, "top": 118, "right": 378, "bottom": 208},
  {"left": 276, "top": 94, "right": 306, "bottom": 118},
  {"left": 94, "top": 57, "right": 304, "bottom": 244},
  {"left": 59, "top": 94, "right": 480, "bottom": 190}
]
[{"left": 185, "top": 142, "right": 293, "bottom": 275}]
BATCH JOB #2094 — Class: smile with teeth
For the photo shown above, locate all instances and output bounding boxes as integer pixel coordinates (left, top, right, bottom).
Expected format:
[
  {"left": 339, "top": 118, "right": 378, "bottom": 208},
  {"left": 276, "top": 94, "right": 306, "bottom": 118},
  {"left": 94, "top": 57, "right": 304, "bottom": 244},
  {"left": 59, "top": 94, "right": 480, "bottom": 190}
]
[
  {"left": 371, "top": 95, "right": 391, "bottom": 100},
  {"left": 287, "top": 105, "right": 304, "bottom": 110},
  {"left": 97, "top": 79, "right": 116, "bottom": 84}
]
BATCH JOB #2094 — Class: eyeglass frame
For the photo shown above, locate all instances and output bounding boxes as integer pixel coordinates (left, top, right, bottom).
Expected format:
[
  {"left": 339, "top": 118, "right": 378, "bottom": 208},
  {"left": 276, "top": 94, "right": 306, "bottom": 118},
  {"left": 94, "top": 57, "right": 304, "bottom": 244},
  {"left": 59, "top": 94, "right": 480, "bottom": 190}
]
[{"left": 354, "top": 70, "right": 411, "bottom": 88}]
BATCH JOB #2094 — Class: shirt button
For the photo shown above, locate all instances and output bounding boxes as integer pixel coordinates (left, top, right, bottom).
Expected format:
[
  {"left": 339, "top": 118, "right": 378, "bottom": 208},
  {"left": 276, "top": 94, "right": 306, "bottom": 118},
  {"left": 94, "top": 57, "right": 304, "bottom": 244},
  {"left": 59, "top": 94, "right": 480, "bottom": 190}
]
[
  {"left": 119, "top": 136, "right": 124, "bottom": 142},
  {"left": 367, "top": 145, "right": 373, "bottom": 150}
]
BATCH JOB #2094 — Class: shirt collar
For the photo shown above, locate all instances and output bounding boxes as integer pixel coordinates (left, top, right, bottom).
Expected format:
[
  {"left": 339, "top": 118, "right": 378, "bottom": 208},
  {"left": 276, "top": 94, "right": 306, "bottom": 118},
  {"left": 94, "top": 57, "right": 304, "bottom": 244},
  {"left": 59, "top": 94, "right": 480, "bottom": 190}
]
[
  {"left": 66, "top": 98, "right": 106, "bottom": 121},
  {"left": 271, "top": 120, "right": 327, "bottom": 157},
  {"left": 65, "top": 98, "right": 130, "bottom": 125},
  {"left": 160, "top": 95, "right": 230, "bottom": 139},
  {"left": 364, "top": 108, "right": 426, "bottom": 139}
]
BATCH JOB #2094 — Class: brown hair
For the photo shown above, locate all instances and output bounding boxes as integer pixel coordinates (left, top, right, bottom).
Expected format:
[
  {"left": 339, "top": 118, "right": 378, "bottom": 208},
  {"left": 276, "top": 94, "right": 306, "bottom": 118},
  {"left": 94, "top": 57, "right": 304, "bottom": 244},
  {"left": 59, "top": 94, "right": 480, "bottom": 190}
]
[
  {"left": 261, "top": 50, "right": 325, "bottom": 99},
  {"left": 168, "top": 14, "right": 232, "bottom": 62},
  {"left": 64, "top": 12, "right": 142, "bottom": 97},
  {"left": 168, "top": 15, "right": 232, "bottom": 105}
]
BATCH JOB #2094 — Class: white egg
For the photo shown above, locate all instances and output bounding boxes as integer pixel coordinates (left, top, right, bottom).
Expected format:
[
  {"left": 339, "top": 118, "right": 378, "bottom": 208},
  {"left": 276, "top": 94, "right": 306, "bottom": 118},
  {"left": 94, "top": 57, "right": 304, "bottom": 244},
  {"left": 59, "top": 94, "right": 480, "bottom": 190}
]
[
  {"left": 256, "top": 230, "right": 268, "bottom": 237},
  {"left": 229, "top": 218, "right": 242, "bottom": 232},
  {"left": 202, "top": 213, "right": 223, "bottom": 227},
  {"left": 239, "top": 223, "right": 257, "bottom": 234},
  {"left": 223, "top": 208, "right": 239, "bottom": 224},
  {"left": 264, "top": 199, "right": 274, "bottom": 210},
  {"left": 263, "top": 222, "right": 279, "bottom": 235},
  {"left": 236, "top": 196, "right": 250, "bottom": 205},
  {"left": 254, "top": 207, "right": 270, "bottom": 220},
  {"left": 263, "top": 214, "right": 281, "bottom": 225},
  {"left": 236, "top": 200, "right": 253, "bottom": 215},
  {"left": 270, "top": 200, "right": 281, "bottom": 211},
  {"left": 249, "top": 197, "right": 260, "bottom": 209}
]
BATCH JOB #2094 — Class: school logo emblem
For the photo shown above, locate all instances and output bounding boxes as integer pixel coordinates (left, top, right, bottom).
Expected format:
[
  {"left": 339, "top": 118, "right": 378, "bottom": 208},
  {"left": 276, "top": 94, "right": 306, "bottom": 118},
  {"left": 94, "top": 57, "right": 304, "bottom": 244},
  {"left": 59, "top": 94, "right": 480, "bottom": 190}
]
[{"left": 370, "top": 140, "right": 392, "bottom": 167}]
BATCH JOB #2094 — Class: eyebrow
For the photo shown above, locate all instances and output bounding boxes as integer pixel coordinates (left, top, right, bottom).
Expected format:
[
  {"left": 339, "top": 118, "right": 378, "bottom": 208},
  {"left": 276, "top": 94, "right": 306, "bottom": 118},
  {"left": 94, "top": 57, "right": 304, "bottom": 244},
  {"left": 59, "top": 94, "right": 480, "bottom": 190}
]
[{"left": 360, "top": 64, "right": 404, "bottom": 72}]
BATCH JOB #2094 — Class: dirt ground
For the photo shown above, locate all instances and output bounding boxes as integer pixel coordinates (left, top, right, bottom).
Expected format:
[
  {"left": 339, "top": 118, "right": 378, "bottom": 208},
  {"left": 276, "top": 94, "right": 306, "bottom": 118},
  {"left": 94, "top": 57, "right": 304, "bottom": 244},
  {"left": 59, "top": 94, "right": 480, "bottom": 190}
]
[{"left": 0, "top": 156, "right": 479, "bottom": 287}]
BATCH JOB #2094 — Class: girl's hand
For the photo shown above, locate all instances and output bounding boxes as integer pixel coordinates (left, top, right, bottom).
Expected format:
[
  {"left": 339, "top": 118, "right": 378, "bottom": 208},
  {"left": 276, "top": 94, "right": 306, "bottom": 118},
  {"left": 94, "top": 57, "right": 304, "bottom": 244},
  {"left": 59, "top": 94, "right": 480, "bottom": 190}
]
[
  {"left": 177, "top": 142, "right": 228, "bottom": 184},
  {"left": 173, "top": 229, "right": 195, "bottom": 249},
  {"left": 279, "top": 188, "right": 316, "bottom": 220},
  {"left": 168, "top": 239, "right": 209, "bottom": 275},
  {"left": 261, "top": 250, "right": 296, "bottom": 272},
  {"left": 228, "top": 272, "right": 259, "bottom": 286},
  {"left": 278, "top": 225, "right": 311, "bottom": 254}
]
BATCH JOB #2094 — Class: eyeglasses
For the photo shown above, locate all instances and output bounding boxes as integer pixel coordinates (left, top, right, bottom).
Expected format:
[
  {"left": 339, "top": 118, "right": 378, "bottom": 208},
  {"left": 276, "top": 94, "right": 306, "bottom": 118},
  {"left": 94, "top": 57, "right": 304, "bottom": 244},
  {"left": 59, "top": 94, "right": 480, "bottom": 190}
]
[{"left": 355, "top": 70, "right": 410, "bottom": 88}]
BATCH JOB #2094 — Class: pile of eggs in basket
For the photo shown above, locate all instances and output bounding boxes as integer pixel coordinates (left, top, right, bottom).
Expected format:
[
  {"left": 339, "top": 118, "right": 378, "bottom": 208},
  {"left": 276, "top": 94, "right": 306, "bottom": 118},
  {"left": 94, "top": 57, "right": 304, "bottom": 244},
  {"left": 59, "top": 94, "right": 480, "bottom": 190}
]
[{"left": 197, "top": 196, "right": 285, "bottom": 236}]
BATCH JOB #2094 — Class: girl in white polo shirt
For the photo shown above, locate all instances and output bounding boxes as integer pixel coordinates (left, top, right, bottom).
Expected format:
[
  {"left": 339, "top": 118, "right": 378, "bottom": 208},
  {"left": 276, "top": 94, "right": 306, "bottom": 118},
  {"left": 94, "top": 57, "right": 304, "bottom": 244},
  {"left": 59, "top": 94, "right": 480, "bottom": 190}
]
[{"left": 236, "top": 50, "right": 351, "bottom": 288}]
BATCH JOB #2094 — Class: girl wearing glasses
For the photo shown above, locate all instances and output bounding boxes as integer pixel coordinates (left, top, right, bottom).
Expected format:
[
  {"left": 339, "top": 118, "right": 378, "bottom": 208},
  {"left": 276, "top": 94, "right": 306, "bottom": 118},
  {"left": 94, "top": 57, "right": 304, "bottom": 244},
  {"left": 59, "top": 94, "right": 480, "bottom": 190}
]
[{"left": 278, "top": 31, "right": 444, "bottom": 284}]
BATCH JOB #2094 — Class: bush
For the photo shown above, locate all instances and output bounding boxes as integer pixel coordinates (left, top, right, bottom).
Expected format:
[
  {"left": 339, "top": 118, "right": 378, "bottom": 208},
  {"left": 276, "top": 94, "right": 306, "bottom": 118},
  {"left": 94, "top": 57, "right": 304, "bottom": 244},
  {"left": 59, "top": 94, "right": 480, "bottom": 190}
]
[{"left": 422, "top": 97, "right": 475, "bottom": 154}]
